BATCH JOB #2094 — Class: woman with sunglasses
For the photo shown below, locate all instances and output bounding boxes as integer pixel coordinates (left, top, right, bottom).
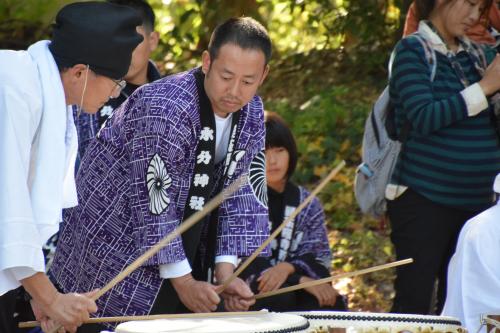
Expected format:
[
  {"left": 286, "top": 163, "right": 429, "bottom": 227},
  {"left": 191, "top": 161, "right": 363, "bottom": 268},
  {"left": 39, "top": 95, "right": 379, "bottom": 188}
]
[{"left": 387, "top": 0, "right": 500, "bottom": 315}]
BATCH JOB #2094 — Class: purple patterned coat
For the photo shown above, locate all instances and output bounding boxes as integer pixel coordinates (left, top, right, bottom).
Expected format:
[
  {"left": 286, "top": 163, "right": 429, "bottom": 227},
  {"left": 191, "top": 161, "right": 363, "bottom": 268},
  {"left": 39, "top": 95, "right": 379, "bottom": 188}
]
[
  {"left": 49, "top": 68, "right": 269, "bottom": 324},
  {"left": 285, "top": 186, "right": 332, "bottom": 279},
  {"left": 241, "top": 184, "right": 332, "bottom": 291}
]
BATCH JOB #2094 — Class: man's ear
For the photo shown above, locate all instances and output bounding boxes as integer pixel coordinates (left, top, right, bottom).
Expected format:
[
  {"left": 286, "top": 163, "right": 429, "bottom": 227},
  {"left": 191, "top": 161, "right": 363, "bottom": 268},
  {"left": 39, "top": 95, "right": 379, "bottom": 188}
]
[
  {"left": 201, "top": 50, "right": 211, "bottom": 75},
  {"left": 259, "top": 64, "right": 270, "bottom": 86},
  {"left": 60, "top": 64, "right": 88, "bottom": 106},
  {"left": 69, "top": 64, "right": 89, "bottom": 81},
  {"left": 149, "top": 31, "right": 160, "bottom": 52}
]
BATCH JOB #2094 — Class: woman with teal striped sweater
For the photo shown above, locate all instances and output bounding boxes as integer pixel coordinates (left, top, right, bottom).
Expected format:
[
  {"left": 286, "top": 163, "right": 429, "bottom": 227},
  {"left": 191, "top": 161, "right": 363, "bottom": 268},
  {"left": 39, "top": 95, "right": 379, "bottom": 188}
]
[{"left": 387, "top": 0, "right": 500, "bottom": 315}]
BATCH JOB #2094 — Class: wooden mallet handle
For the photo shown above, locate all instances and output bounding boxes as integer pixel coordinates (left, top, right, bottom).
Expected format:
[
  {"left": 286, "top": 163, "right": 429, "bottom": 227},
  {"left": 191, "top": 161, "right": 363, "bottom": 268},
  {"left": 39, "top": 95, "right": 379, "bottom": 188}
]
[
  {"left": 20, "top": 310, "right": 268, "bottom": 328},
  {"left": 255, "top": 258, "right": 413, "bottom": 300},
  {"left": 219, "top": 160, "right": 346, "bottom": 293},
  {"left": 44, "top": 175, "right": 246, "bottom": 333}
]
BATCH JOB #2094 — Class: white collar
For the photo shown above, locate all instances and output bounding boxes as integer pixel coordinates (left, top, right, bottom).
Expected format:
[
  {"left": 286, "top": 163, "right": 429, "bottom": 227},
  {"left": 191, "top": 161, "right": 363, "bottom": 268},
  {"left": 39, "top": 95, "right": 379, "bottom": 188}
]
[
  {"left": 417, "top": 21, "right": 468, "bottom": 55},
  {"left": 214, "top": 112, "right": 232, "bottom": 123}
]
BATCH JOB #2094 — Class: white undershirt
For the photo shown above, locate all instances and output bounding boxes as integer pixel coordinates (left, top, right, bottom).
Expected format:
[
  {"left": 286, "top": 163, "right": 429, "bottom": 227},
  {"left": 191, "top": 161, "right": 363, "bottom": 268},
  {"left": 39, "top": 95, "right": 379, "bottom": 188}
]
[
  {"left": 159, "top": 113, "right": 236, "bottom": 279},
  {"left": 214, "top": 113, "right": 233, "bottom": 164}
]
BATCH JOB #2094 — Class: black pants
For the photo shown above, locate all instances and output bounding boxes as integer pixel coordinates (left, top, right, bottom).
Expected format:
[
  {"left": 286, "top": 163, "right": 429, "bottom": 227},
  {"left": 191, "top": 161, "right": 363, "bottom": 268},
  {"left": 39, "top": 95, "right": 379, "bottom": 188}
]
[
  {"left": 0, "top": 288, "right": 41, "bottom": 333},
  {"left": 251, "top": 289, "right": 348, "bottom": 312},
  {"left": 242, "top": 258, "right": 348, "bottom": 312},
  {"left": 0, "top": 289, "right": 17, "bottom": 333},
  {"left": 387, "top": 188, "right": 479, "bottom": 314},
  {"left": 77, "top": 323, "right": 105, "bottom": 333}
]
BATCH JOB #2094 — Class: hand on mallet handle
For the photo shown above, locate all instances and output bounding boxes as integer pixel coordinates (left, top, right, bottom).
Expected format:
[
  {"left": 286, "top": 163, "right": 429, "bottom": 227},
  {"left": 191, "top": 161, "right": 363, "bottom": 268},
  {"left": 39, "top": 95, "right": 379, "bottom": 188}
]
[
  {"left": 22, "top": 272, "right": 98, "bottom": 333},
  {"left": 215, "top": 262, "right": 255, "bottom": 311}
]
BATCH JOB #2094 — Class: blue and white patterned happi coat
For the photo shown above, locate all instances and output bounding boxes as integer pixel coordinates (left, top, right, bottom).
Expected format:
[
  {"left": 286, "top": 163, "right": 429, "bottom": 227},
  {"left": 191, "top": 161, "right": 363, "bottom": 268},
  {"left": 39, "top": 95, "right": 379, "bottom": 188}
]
[
  {"left": 49, "top": 68, "right": 270, "bottom": 325},
  {"left": 277, "top": 185, "right": 332, "bottom": 279}
]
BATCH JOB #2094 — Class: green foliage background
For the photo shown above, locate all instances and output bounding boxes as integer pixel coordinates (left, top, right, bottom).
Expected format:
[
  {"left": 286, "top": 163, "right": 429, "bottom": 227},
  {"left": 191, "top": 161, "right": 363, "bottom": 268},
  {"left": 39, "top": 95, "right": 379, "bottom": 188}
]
[{"left": 0, "top": 0, "right": 415, "bottom": 311}]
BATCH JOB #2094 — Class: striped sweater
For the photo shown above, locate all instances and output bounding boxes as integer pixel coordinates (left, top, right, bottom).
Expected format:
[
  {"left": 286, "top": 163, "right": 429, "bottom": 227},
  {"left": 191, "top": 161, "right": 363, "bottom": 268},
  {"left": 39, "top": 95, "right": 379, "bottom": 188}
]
[{"left": 389, "top": 34, "right": 500, "bottom": 211}]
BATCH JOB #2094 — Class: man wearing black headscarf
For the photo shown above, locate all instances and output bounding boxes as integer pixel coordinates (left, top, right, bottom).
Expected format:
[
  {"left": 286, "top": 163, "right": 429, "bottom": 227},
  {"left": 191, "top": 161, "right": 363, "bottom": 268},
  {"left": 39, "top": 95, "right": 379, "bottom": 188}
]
[
  {"left": 75, "top": 0, "right": 161, "bottom": 161},
  {"left": 0, "top": 2, "right": 142, "bottom": 332}
]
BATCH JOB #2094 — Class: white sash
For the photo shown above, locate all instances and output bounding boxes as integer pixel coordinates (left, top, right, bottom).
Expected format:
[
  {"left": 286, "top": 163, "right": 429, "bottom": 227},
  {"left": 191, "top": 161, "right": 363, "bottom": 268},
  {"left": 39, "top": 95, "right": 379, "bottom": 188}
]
[{"left": 27, "top": 40, "right": 78, "bottom": 244}]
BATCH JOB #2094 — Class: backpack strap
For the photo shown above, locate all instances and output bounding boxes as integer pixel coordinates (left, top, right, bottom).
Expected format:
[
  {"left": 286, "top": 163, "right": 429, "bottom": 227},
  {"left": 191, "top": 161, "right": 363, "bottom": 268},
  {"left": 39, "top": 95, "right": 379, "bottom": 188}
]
[
  {"left": 412, "top": 33, "right": 437, "bottom": 82},
  {"left": 391, "top": 34, "right": 436, "bottom": 188},
  {"left": 388, "top": 48, "right": 397, "bottom": 79},
  {"left": 370, "top": 105, "right": 381, "bottom": 148},
  {"left": 396, "top": 33, "right": 437, "bottom": 143},
  {"left": 388, "top": 33, "right": 436, "bottom": 82}
]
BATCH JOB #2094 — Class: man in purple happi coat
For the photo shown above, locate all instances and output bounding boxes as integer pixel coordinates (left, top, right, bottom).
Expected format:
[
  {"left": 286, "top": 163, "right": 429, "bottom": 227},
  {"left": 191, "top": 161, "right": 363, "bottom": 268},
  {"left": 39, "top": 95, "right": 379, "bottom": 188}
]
[{"left": 49, "top": 17, "right": 271, "bottom": 332}]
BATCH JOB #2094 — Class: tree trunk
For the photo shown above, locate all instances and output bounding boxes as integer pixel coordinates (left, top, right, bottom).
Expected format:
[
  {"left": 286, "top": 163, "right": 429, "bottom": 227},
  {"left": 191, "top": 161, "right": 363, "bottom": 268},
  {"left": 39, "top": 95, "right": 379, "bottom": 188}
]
[{"left": 197, "top": 0, "right": 262, "bottom": 52}]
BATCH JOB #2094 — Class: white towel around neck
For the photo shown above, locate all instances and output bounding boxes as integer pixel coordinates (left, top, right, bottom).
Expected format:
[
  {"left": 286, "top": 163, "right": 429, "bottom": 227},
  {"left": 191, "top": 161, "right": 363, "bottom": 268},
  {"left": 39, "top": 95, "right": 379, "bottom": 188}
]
[{"left": 27, "top": 40, "right": 78, "bottom": 245}]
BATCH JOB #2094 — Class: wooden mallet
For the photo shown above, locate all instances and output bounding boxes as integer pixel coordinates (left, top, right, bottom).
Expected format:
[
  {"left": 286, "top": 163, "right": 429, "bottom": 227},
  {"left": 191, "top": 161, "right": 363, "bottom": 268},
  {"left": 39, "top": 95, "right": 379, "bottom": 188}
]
[{"left": 218, "top": 160, "right": 346, "bottom": 293}]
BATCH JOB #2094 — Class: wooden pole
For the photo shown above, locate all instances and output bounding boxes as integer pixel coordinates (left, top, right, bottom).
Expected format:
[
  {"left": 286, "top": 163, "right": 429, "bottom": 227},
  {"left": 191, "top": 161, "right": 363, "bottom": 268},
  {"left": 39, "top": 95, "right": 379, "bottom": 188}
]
[
  {"left": 92, "top": 175, "right": 246, "bottom": 301},
  {"left": 20, "top": 310, "right": 268, "bottom": 328},
  {"left": 45, "top": 175, "right": 246, "bottom": 333},
  {"left": 255, "top": 258, "right": 413, "bottom": 300},
  {"left": 218, "top": 161, "right": 346, "bottom": 293}
]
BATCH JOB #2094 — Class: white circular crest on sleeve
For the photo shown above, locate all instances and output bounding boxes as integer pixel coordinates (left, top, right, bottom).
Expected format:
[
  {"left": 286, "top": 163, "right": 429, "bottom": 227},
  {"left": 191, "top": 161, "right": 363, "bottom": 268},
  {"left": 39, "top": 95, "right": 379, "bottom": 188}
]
[
  {"left": 146, "top": 153, "right": 172, "bottom": 215},
  {"left": 249, "top": 150, "right": 268, "bottom": 208}
]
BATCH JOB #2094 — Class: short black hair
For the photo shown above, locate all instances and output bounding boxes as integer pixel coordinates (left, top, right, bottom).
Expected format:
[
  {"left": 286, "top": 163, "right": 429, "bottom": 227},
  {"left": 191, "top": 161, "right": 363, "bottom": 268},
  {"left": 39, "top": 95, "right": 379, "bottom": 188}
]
[
  {"left": 208, "top": 17, "right": 272, "bottom": 65},
  {"left": 107, "top": 0, "right": 155, "bottom": 32},
  {"left": 265, "top": 111, "right": 298, "bottom": 179}
]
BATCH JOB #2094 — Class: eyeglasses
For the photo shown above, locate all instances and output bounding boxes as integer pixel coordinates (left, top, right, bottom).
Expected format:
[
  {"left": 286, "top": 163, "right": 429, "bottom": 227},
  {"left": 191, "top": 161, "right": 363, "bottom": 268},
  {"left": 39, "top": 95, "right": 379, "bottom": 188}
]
[{"left": 110, "top": 78, "right": 126, "bottom": 98}]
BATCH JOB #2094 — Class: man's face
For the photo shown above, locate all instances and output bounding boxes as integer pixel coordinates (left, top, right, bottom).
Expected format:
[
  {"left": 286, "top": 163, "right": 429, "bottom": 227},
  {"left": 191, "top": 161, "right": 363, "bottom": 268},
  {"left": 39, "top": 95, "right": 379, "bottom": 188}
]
[
  {"left": 62, "top": 64, "right": 123, "bottom": 114},
  {"left": 83, "top": 70, "right": 124, "bottom": 114},
  {"left": 125, "top": 25, "right": 159, "bottom": 84},
  {"left": 202, "top": 43, "right": 269, "bottom": 118}
]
